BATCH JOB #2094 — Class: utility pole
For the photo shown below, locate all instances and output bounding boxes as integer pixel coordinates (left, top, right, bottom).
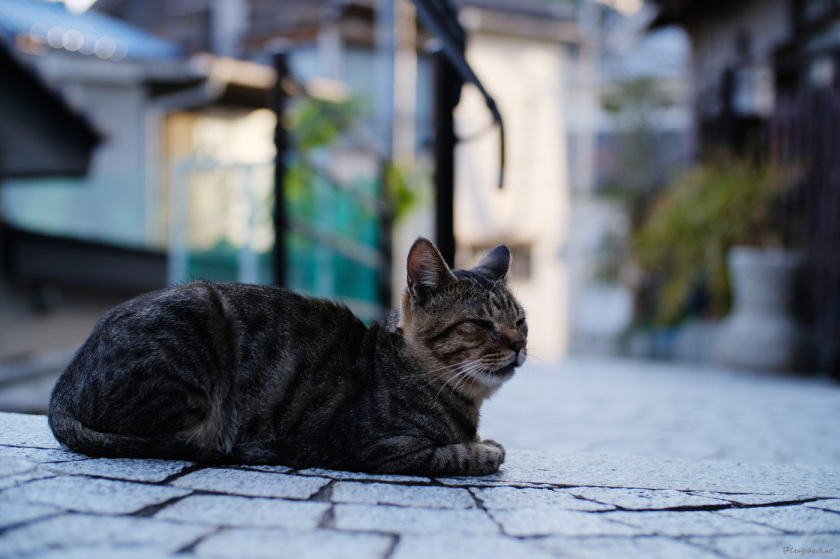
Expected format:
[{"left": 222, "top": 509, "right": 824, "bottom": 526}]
[
  {"left": 375, "top": 0, "right": 398, "bottom": 312},
  {"left": 429, "top": 0, "right": 464, "bottom": 268},
  {"left": 271, "top": 52, "right": 290, "bottom": 287}
]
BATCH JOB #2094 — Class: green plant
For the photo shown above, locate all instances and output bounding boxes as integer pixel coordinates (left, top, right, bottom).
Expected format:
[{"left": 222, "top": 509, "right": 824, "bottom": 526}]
[
  {"left": 384, "top": 161, "right": 430, "bottom": 223},
  {"left": 631, "top": 154, "right": 795, "bottom": 324},
  {"left": 283, "top": 95, "right": 426, "bottom": 225},
  {"left": 284, "top": 95, "right": 367, "bottom": 151}
]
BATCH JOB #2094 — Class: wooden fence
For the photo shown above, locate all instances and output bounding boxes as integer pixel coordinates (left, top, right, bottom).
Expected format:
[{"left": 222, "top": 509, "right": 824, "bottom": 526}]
[{"left": 771, "top": 86, "right": 840, "bottom": 373}]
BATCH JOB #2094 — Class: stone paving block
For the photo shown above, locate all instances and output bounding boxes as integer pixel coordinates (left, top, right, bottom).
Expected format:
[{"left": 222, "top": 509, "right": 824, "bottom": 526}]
[
  {"left": 5, "top": 545, "right": 177, "bottom": 559},
  {"left": 0, "top": 502, "right": 60, "bottom": 530},
  {"left": 0, "top": 412, "right": 61, "bottom": 449},
  {"left": 490, "top": 451, "right": 840, "bottom": 497},
  {"left": 0, "top": 454, "right": 56, "bottom": 491},
  {"left": 569, "top": 487, "right": 730, "bottom": 510},
  {"left": 808, "top": 499, "right": 840, "bottom": 513},
  {"left": 436, "top": 477, "right": 554, "bottom": 489},
  {"left": 489, "top": 508, "right": 645, "bottom": 537},
  {"left": 472, "top": 486, "right": 613, "bottom": 512},
  {"left": 689, "top": 491, "right": 812, "bottom": 506},
  {"left": 193, "top": 527, "right": 393, "bottom": 559},
  {"left": 0, "top": 475, "right": 190, "bottom": 514},
  {"left": 1, "top": 408, "right": 838, "bottom": 559},
  {"left": 718, "top": 504, "right": 840, "bottom": 534},
  {"left": 605, "top": 510, "right": 784, "bottom": 537},
  {"left": 237, "top": 464, "right": 293, "bottom": 474},
  {"left": 532, "top": 535, "right": 717, "bottom": 559},
  {"left": 689, "top": 534, "right": 840, "bottom": 559},
  {"left": 391, "top": 534, "right": 558, "bottom": 559},
  {"left": 297, "top": 467, "right": 430, "bottom": 484},
  {"left": 333, "top": 503, "right": 499, "bottom": 534},
  {"left": 0, "top": 470, "right": 56, "bottom": 491},
  {"left": 0, "top": 513, "right": 212, "bottom": 557},
  {"left": 172, "top": 467, "right": 330, "bottom": 499},
  {"left": 0, "top": 455, "right": 37, "bottom": 476},
  {"left": 331, "top": 481, "right": 474, "bottom": 508},
  {"left": 155, "top": 494, "right": 329, "bottom": 529},
  {"left": 0, "top": 445, "right": 89, "bottom": 463},
  {"left": 44, "top": 457, "right": 193, "bottom": 482},
  {"left": 481, "top": 356, "right": 840, "bottom": 467}
]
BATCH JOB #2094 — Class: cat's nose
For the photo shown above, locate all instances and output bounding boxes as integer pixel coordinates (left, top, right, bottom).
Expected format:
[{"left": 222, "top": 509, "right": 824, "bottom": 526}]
[{"left": 508, "top": 332, "right": 525, "bottom": 353}]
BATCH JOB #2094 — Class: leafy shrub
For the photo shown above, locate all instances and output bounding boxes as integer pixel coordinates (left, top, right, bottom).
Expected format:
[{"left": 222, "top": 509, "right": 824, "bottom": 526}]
[{"left": 631, "top": 154, "right": 795, "bottom": 324}]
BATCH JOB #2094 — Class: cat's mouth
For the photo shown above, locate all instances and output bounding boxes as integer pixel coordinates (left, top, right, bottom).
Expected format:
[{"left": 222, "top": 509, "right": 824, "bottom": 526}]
[
  {"left": 488, "top": 363, "right": 516, "bottom": 377},
  {"left": 474, "top": 361, "right": 517, "bottom": 389},
  {"left": 482, "top": 358, "right": 522, "bottom": 383}
]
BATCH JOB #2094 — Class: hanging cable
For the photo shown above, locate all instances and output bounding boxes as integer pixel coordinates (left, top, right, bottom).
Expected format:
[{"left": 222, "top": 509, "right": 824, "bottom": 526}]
[{"left": 412, "top": 0, "right": 506, "bottom": 189}]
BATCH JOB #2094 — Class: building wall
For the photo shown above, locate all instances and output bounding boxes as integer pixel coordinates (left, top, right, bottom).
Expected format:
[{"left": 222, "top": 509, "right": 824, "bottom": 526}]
[
  {"left": 565, "top": 6, "right": 694, "bottom": 356},
  {"left": 1, "top": 56, "right": 155, "bottom": 249},
  {"left": 0, "top": 56, "right": 160, "bottom": 366},
  {"left": 0, "top": 57, "right": 170, "bottom": 376},
  {"left": 454, "top": 29, "right": 570, "bottom": 361},
  {"left": 686, "top": 0, "right": 792, "bottom": 122}
]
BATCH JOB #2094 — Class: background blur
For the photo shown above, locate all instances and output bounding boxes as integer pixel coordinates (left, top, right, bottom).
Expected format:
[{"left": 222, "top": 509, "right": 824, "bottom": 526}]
[{"left": 1, "top": 0, "right": 838, "bottom": 416}]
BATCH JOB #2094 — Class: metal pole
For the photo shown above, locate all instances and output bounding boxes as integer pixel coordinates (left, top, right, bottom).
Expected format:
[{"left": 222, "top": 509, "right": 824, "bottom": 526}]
[
  {"left": 375, "top": 0, "right": 397, "bottom": 314},
  {"left": 272, "top": 52, "right": 290, "bottom": 287},
  {"left": 376, "top": 0, "right": 396, "bottom": 159},
  {"left": 167, "top": 158, "right": 189, "bottom": 285},
  {"left": 433, "top": 45, "right": 463, "bottom": 269}
]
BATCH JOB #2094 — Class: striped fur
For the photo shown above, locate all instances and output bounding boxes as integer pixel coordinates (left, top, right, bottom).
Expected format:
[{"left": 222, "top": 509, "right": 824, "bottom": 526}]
[{"left": 48, "top": 238, "right": 527, "bottom": 476}]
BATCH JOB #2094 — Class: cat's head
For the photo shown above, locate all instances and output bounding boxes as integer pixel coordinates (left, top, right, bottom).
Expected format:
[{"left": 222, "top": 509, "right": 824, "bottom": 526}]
[{"left": 399, "top": 237, "right": 527, "bottom": 401}]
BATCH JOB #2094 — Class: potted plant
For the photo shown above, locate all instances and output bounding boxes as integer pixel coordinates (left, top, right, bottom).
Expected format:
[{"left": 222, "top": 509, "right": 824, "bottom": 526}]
[
  {"left": 631, "top": 153, "right": 809, "bottom": 371},
  {"left": 719, "top": 245, "right": 808, "bottom": 371}
]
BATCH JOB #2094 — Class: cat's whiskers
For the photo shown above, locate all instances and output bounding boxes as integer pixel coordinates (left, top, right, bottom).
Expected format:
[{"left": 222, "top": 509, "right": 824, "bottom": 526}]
[
  {"left": 406, "top": 362, "right": 468, "bottom": 392},
  {"left": 480, "top": 352, "right": 516, "bottom": 371},
  {"left": 424, "top": 350, "right": 521, "bottom": 397},
  {"left": 426, "top": 361, "right": 473, "bottom": 375},
  {"left": 450, "top": 363, "right": 483, "bottom": 395},
  {"left": 434, "top": 359, "right": 483, "bottom": 398},
  {"left": 406, "top": 359, "right": 475, "bottom": 378},
  {"left": 402, "top": 361, "right": 468, "bottom": 386},
  {"left": 438, "top": 371, "right": 471, "bottom": 400},
  {"left": 434, "top": 371, "right": 466, "bottom": 398},
  {"left": 404, "top": 361, "right": 473, "bottom": 392}
]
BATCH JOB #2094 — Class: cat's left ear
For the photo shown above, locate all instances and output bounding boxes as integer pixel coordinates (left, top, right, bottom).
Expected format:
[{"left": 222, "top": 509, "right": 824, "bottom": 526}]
[
  {"left": 474, "top": 245, "right": 511, "bottom": 283},
  {"left": 407, "top": 237, "right": 455, "bottom": 300}
]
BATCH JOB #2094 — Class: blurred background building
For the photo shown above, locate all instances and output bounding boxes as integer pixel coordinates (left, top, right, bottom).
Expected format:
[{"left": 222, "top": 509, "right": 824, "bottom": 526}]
[
  {"left": 1, "top": 0, "right": 837, "bottom": 413},
  {"left": 643, "top": 0, "right": 840, "bottom": 371}
]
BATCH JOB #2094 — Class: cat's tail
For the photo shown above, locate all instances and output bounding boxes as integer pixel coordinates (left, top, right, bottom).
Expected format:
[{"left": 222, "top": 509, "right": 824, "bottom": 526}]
[{"left": 48, "top": 408, "right": 219, "bottom": 462}]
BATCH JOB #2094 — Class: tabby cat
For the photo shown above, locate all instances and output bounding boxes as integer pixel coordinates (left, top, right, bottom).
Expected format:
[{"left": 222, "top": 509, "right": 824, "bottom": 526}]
[{"left": 48, "top": 238, "right": 527, "bottom": 476}]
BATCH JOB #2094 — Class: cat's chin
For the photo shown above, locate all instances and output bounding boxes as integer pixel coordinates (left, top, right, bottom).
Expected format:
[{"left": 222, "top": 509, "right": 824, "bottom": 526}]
[{"left": 478, "top": 363, "right": 517, "bottom": 387}]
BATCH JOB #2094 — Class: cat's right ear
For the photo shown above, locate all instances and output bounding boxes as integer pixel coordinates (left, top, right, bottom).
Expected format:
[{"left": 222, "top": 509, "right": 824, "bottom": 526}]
[
  {"left": 474, "top": 245, "right": 511, "bottom": 283},
  {"left": 406, "top": 237, "right": 454, "bottom": 301}
]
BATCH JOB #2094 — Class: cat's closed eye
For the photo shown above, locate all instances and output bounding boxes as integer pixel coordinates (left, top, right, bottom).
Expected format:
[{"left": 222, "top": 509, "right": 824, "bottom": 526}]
[{"left": 470, "top": 319, "right": 495, "bottom": 331}]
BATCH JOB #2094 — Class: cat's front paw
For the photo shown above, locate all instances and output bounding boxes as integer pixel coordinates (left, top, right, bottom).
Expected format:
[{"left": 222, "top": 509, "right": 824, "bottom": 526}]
[
  {"left": 464, "top": 439, "right": 505, "bottom": 476},
  {"left": 479, "top": 439, "right": 506, "bottom": 463}
]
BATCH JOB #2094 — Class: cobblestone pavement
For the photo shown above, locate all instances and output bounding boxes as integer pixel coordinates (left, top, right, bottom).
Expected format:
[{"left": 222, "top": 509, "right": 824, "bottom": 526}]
[
  {"left": 481, "top": 356, "right": 840, "bottom": 466},
  {"left": 1, "top": 411, "right": 839, "bottom": 558}
]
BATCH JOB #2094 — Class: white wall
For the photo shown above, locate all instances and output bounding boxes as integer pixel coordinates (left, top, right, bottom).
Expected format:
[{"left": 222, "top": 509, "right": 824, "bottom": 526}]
[{"left": 454, "top": 30, "right": 571, "bottom": 361}]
